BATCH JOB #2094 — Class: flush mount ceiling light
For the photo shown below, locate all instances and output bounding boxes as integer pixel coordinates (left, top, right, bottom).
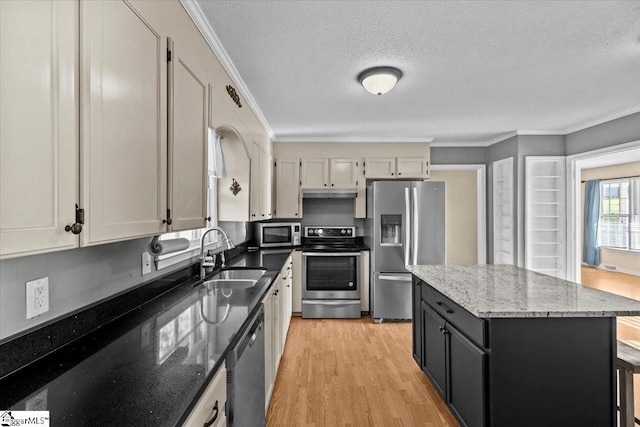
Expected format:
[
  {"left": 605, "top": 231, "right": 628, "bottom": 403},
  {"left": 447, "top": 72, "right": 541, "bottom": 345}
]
[{"left": 358, "top": 66, "right": 402, "bottom": 96}]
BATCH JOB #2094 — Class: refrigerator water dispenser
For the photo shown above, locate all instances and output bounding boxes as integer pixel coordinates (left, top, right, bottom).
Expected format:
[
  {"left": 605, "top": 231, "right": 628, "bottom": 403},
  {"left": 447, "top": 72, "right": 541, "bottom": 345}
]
[{"left": 380, "top": 214, "right": 402, "bottom": 246}]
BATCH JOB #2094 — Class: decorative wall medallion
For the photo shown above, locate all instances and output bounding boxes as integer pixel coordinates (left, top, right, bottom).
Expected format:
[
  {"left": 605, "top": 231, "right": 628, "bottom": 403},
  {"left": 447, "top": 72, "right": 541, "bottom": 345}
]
[
  {"left": 226, "top": 85, "right": 242, "bottom": 108},
  {"left": 230, "top": 178, "right": 241, "bottom": 195}
]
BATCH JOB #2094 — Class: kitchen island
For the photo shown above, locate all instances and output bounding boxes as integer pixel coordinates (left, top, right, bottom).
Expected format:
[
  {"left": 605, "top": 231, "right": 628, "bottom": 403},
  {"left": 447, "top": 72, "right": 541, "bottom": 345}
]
[{"left": 407, "top": 264, "right": 640, "bottom": 427}]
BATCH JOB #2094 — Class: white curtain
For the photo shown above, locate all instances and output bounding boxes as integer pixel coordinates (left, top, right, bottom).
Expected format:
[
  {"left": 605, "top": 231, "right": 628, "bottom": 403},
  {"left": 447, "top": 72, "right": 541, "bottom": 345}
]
[{"left": 208, "top": 127, "right": 226, "bottom": 178}]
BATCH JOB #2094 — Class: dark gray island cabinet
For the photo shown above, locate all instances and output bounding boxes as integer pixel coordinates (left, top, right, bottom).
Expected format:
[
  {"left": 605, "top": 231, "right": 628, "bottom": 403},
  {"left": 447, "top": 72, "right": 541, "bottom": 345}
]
[{"left": 406, "top": 265, "right": 640, "bottom": 427}]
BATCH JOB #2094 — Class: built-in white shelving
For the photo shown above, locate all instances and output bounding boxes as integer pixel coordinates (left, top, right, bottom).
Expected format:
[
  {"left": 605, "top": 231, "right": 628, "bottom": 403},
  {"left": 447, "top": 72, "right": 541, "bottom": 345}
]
[
  {"left": 493, "top": 157, "right": 514, "bottom": 265},
  {"left": 525, "top": 157, "right": 567, "bottom": 279}
]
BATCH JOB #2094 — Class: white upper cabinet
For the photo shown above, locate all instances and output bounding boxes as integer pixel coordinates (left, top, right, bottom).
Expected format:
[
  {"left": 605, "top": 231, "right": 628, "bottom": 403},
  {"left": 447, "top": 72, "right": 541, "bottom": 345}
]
[
  {"left": 274, "top": 159, "right": 301, "bottom": 218},
  {"left": 250, "top": 142, "right": 273, "bottom": 221},
  {"left": 329, "top": 158, "right": 358, "bottom": 188},
  {"left": 167, "top": 38, "right": 208, "bottom": 232},
  {"left": 300, "top": 159, "right": 329, "bottom": 188},
  {"left": 301, "top": 158, "right": 359, "bottom": 188},
  {"left": 365, "top": 157, "right": 430, "bottom": 179},
  {"left": 0, "top": 0, "right": 79, "bottom": 259},
  {"left": 397, "top": 157, "right": 430, "bottom": 179},
  {"left": 81, "top": 0, "right": 167, "bottom": 245},
  {"left": 364, "top": 158, "right": 396, "bottom": 178},
  {"left": 261, "top": 148, "right": 273, "bottom": 219}
]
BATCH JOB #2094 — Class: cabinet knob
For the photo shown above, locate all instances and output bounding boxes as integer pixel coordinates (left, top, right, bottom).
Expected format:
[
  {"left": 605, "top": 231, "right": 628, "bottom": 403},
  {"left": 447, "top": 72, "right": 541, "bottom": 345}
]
[
  {"left": 162, "top": 218, "right": 172, "bottom": 225},
  {"left": 391, "top": 173, "right": 394, "bottom": 176},
  {"left": 324, "top": 183, "right": 327, "bottom": 187},
  {"left": 331, "top": 183, "right": 334, "bottom": 186},
  {"left": 295, "top": 213, "right": 298, "bottom": 216},
  {"left": 64, "top": 223, "right": 82, "bottom": 234},
  {"left": 206, "top": 216, "right": 212, "bottom": 222},
  {"left": 398, "top": 173, "right": 401, "bottom": 176}
]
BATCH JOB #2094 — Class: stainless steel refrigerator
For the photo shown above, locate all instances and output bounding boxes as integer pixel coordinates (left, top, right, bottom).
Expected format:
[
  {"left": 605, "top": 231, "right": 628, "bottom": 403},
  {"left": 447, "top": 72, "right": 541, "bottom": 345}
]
[{"left": 365, "top": 181, "right": 446, "bottom": 323}]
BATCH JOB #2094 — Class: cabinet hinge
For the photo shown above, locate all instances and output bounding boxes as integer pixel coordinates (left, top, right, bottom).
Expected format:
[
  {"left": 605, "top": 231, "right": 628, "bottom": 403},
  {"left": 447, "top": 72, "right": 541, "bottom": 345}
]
[
  {"left": 356, "top": 161, "right": 358, "bottom": 167},
  {"left": 299, "top": 161, "right": 302, "bottom": 167},
  {"left": 274, "top": 161, "right": 276, "bottom": 167},
  {"left": 299, "top": 181, "right": 302, "bottom": 186},
  {"left": 75, "top": 205, "right": 85, "bottom": 225},
  {"left": 167, "top": 209, "right": 171, "bottom": 220},
  {"left": 363, "top": 161, "right": 366, "bottom": 167},
  {"left": 167, "top": 49, "right": 172, "bottom": 62},
  {"left": 356, "top": 180, "right": 358, "bottom": 186}
]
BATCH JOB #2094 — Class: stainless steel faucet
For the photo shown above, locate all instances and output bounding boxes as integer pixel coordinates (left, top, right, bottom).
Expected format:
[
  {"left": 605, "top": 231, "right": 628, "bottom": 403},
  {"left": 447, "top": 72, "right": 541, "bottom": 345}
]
[{"left": 200, "top": 227, "right": 235, "bottom": 278}]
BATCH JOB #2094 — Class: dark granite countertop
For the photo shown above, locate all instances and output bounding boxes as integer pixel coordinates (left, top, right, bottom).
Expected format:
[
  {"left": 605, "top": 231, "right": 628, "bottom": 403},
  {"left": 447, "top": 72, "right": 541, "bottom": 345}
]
[{"left": 0, "top": 248, "right": 293, "bottom": 426}]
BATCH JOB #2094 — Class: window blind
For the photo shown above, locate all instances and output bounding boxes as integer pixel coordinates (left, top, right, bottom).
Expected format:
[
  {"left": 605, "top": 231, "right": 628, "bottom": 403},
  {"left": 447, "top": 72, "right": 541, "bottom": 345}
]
[{"left": 598, "top": 177, "right": 640, "bottom": 251}]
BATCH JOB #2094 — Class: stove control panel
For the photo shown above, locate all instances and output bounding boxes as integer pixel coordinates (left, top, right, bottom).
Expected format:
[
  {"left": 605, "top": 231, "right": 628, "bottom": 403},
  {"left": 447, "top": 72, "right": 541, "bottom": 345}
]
[{"left": 305, "top": 226, "right": 355, "bottom": 238}]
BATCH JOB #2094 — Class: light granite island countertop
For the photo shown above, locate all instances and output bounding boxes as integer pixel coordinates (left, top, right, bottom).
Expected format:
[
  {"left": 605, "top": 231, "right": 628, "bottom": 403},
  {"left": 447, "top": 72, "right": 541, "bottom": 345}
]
[
  {"left": 407, "top": 264, "right": 640, "bottom": 427},
  {"left": 406, "top": 264, "right": 640, "bottom": 318}
]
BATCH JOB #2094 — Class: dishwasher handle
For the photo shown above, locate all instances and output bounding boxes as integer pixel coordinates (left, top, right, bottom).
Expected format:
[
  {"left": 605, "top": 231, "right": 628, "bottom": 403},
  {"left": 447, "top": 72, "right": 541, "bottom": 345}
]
[{"left": 235, "top": 308, "right": 264, "bottom": 362}]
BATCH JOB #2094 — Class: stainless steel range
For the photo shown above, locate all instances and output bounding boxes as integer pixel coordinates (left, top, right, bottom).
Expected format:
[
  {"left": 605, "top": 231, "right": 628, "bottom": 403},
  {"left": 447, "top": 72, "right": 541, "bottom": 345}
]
[{"left": 302, "top": 226, "right": 361, "bottom": 319}]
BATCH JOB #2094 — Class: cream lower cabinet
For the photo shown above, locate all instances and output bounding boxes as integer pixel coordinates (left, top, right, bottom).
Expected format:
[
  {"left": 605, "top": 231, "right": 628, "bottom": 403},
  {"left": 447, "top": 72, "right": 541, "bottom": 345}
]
[
  {"left": 264, "top": 254, "right": 294, "bottom": 410},
  {"left": 360, "top": 251, "right": 370, "bottom": 312},
  {"left": 81, "top": 0, "right": 168, "bottom": 245},
  {"left": 280, "top": 255, "right": 293, "bottom": 349},
  {"left": 263, "top": 274, "right": 280, "bottom": 410},
  {"left": 291, "top": 250, "right": 303, "bottom": 313},
  {"left": 183, "top": 361, "right": 227, "bottom": 427},
  {"left": 0, "top": 0, "right": 79, "bottom": 259},
  {"left": 274, "top": 159, "right": 301, "bottom": 218}
]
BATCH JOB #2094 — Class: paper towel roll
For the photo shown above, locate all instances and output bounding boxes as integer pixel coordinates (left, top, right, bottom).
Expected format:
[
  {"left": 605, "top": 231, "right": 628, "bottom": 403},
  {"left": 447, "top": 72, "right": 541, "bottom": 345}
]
[{"left": 149, "top": 236, "right": 190, "bottom": 256}]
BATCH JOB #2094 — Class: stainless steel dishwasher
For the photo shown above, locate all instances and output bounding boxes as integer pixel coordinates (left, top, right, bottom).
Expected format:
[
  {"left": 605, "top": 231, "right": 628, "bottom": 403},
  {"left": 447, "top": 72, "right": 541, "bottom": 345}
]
[{"left": 227, "top": 304, "right": 265, "bottom": 426}]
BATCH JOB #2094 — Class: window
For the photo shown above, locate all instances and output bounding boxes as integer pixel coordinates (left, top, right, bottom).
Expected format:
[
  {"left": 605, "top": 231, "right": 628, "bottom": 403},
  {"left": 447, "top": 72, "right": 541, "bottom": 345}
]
[
  {"left": 598, "top": 177, "right": 640, "bottom": 251},
  {"left": 156, "top": 128, "right": 222, "bottom": 269}
]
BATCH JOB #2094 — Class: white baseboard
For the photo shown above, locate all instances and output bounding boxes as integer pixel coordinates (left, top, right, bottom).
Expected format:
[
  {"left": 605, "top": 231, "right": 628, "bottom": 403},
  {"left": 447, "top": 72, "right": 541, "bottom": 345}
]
[{"left": 596, "top": 264, "right": 640, "bottom": 277}]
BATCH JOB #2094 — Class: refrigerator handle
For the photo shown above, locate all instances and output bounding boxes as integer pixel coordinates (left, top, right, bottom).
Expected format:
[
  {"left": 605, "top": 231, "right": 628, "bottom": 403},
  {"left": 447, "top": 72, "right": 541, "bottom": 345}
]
[
  {"left": 404, "top": 187, "right": 411, "bottom": 265},
  {"left": 412, "top": 187, "right": 419, "bottom": 265}
]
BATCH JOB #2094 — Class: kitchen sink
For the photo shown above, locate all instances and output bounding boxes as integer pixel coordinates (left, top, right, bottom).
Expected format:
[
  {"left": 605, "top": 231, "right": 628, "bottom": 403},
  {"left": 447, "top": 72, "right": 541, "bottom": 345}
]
[
  {"left": 196, "top": 267, "right": 267, "bottom": 290},
  {"left": 201, "top": 279, "right": 257, "bottom": 289},
  {"left": 211, "top": 268, "right": 267, "bottom": 281}
]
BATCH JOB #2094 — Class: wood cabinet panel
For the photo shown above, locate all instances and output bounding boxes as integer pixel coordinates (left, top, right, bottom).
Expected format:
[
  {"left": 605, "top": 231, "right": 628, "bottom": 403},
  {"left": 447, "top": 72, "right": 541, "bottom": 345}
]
[
  {"left": 168, "top": 39, "right": 207, "bottom": 232},
  {"left": 0, "top": 0, "right": 79, "bottom": 258},
  {"left": 81, "top": 0, "right": 167, "bottom": 245}
]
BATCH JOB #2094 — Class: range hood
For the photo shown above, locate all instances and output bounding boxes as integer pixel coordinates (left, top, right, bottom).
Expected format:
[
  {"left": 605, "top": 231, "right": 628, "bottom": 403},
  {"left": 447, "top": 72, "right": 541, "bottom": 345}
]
[{"left": 302, "top": 188, "right": 358, "bottom": 199}]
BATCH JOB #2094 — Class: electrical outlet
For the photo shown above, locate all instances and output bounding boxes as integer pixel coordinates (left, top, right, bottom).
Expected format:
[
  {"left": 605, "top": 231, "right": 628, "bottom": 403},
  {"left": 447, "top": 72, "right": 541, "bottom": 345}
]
[
  {"left": 142, "top": 251, "right": 152, "bottom": 275},
  {"left": 26, "top": 277, "right": 49, "bottom": 319}
]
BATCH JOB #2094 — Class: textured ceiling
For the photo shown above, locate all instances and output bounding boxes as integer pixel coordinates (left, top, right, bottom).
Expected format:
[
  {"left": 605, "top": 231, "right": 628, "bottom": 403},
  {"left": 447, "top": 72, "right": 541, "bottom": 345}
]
[{"left": 194, "top": 1, "right": 640, "bottom": 145}]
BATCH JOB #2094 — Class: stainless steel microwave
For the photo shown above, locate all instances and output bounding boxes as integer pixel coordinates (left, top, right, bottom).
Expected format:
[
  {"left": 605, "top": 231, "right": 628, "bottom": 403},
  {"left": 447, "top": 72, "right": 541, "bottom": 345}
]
[{"left": 256, "top": 222, "right": 301, "bottom": 248}]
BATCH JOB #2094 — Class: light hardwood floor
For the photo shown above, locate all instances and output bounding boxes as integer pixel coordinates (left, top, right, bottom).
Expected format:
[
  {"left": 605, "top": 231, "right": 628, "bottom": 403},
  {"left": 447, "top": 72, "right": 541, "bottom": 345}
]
[
  {"left": 581, "top": 266, "right": 640, "bottom": 416},
  {"left": 266, "top": 317, "right": 458, "bottom": 427}
]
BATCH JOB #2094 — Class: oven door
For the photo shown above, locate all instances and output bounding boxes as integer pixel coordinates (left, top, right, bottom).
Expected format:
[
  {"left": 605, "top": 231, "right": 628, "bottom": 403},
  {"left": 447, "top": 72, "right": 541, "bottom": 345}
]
[{"left": 302, "top": 252, "right": 361, "bottom": 299}]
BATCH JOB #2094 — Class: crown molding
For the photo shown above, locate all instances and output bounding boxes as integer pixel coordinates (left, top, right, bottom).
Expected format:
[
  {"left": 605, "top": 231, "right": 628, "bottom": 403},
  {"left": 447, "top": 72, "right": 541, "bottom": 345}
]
[
  {"left": 180, "top": 0, "right": 275, "bottom": 140},
  {"left": 429, "top": 141, "right": 493, "bottom": 147},
  {"left": 273, "top": 136, "right": 434, "bottom": 144},
  {"left": 561, "top": 105, "right": 640, "bottom": 135}
]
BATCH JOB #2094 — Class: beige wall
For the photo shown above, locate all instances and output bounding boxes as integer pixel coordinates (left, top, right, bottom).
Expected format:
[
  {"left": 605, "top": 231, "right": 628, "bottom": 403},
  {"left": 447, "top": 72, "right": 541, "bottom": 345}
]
[
  {"left": 581, "top": 161, "right": 640, "bottom": 274},
  {"left": 430, "top": 170, "right": 478, "bottom": 265},
  {"left": 273, "top": 142, "right": 429, "bottom": 159}
]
